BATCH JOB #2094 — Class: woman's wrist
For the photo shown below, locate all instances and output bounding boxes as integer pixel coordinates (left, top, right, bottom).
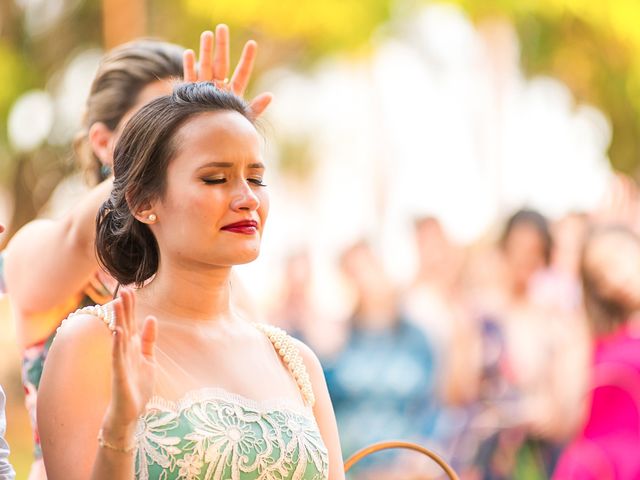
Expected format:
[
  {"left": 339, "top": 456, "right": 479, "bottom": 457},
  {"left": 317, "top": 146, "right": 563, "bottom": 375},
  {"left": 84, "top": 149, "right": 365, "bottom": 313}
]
[
  {"left": 100, "top": 411, "right": 138, "bottom": 450},
  {"left": 98, "top": 427, "right": 136, "bottom": 454}
]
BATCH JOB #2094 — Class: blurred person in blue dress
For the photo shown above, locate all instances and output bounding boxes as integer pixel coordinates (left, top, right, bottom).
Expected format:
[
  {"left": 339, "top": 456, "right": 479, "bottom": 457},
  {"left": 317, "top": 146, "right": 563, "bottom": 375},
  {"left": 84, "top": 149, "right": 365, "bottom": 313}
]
[{"left": 322, "top": 240, "right": 440, "bottom": 478}]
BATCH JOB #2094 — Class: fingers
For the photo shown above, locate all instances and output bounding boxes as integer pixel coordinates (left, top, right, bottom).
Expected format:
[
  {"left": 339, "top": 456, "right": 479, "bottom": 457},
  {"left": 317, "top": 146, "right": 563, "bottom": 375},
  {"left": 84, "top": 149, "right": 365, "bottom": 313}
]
[
  {"left": 230, "top": 40, "right": 257, "bottom": 96},
  {"left": 111, "top": 326, "right": 127, "bottom": 381},
  {"left": 113, "top": 295, "right": 128, "bottom": 348},
  {"left": 120, "top": 287, "right": 135, "bottom": 341},
  {"left": 140, "top": 316, "right": 158, "bottom": 360},
  {"left": 249, "top": 92, "right": 274, "bottom": 118},
  {"left": 213, "top": 24, "right": 230, "bottom": 81},
  {"left": 183, "top": 49, "right": 197, "bottom": 83},
  {"left": 198, "top": 30, "right": 214, "bottom": 81}
]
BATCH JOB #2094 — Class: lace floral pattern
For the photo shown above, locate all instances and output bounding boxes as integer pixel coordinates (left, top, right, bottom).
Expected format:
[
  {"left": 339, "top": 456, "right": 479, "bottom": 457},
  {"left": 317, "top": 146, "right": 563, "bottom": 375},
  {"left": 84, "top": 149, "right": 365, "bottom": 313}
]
[{"left": 135, "top": 388, "right": 329, "bottom": 480}]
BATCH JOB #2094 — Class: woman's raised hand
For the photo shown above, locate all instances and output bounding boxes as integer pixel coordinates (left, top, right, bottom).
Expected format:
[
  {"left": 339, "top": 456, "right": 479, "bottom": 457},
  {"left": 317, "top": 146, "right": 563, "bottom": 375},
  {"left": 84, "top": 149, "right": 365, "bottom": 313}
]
[
  {"left": 183, "top": 24, "right": 273, "bottom": 117},
  {"left": 102, "top": 288, "right": 158, "bottom": 436}
]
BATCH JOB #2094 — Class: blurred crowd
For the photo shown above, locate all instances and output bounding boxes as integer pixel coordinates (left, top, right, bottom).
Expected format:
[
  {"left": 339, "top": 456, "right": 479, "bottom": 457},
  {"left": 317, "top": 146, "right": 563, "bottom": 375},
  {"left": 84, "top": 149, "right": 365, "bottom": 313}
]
[{"left": 263, "top": 174, "right": 640, "bottom": 479}]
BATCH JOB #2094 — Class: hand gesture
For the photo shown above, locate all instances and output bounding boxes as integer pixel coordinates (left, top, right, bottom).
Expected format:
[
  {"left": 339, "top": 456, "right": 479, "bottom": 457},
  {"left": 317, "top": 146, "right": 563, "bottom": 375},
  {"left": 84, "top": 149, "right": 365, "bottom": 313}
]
[
  {"left": 183, "top": 24, "right": 273, "bottom": 117},
  {"left": 104, "top": 288, "right": 158, "bottom": 430},
  {"left": 594, "top": 172, "right": 640, "bottom": 231}
]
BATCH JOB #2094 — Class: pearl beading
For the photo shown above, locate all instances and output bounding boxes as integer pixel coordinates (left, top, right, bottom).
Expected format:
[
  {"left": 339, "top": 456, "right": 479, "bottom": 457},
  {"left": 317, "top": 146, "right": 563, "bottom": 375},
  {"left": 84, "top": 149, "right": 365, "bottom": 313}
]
[
  {"left": 64, "top": 303, "right": 116, "bottom": 331},
  {"left": 253, "top": 323, "right": 316, "bottom": 408}
]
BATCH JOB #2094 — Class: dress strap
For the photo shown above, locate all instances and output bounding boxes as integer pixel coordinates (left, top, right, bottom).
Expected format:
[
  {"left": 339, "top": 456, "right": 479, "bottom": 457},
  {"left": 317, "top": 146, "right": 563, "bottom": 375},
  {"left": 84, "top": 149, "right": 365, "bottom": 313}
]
[
  {"left": 253, "top": 323, "right": 315, "bottom": 407},
  {"left": 64, "top": 303, "right": 117, "bottom": 332}
]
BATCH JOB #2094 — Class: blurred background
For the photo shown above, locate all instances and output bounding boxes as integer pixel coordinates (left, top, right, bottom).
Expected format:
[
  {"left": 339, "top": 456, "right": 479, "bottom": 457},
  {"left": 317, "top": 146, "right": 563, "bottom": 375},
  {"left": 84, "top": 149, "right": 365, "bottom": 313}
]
[{"left": 2, "top": 0, "right": 640, "bottom": 478}]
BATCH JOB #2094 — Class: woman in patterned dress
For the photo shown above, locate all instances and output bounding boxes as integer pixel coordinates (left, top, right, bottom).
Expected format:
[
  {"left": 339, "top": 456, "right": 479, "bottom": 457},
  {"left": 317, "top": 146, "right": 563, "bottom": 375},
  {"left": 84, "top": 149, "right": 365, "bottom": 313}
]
[
  {"left": 4, "top": 26, "right": 270, "bottom": 479},
  {"left": 37, "top": 83, "right": 344, "bottom": 479}
]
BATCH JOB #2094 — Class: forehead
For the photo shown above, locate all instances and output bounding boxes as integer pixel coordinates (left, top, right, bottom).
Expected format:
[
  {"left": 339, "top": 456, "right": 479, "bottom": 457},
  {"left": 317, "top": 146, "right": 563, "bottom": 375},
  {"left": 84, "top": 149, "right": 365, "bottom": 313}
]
[
  {"left": 171, "top": 110, "right": 261, "bottom": 164},
  {"left": 508, "top": 222, "right": 544, "bottom": 241},
  {"left": 135, "top": 79, "right": 175, "bottom": 107},
  {"left": 117, "top": 79, "right": 175, "bottom": 131}
]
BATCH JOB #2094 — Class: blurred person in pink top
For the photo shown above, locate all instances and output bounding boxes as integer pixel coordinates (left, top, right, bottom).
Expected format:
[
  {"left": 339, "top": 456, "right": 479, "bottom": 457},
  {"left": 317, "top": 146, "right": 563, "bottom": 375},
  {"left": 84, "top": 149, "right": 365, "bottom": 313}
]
[{"left": 554, "top": 225, "right": 640, "bottom": 480}]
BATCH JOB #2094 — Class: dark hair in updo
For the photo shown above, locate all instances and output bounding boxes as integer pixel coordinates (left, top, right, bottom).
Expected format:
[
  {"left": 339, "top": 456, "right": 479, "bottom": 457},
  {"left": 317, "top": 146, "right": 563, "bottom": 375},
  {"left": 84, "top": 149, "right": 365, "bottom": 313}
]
[{"left": 96, "top": 82, "right": 254, "bottom": 286}]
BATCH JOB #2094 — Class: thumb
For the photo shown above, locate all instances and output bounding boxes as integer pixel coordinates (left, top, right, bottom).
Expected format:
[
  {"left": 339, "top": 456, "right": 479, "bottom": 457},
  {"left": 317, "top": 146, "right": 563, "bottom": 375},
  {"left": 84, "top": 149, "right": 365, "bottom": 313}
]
[
  {"left": 140, "top": 316, "right": 158, "bottom": 360},
  {"left": 249, "top": 92, "right": 273, "bottom": 118}
]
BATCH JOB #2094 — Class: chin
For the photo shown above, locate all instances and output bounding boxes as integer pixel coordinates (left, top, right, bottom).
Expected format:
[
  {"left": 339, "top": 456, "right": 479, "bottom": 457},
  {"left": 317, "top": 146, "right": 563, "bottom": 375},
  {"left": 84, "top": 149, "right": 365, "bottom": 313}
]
[{"left": 232, "top": 247, "right": 261, "bottom": 265}]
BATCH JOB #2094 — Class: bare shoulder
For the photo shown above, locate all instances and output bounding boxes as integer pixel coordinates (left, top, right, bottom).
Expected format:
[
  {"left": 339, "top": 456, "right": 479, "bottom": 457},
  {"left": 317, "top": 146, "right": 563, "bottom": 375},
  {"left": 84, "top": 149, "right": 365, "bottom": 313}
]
[
  {"left": 44, "top": 308, "right": 114, "bottom": 378},
  {"left": 5, "top": 218, "right": 53, "bottom": 247},
  {"left": 38, "top": 308, "right": 115, "bottom": 479},
  {"left": 55, "top": 309, "right": 113, "bottom": 347},
  {"left": 4, "top": 219, "right": 51, "bottom": 266}
]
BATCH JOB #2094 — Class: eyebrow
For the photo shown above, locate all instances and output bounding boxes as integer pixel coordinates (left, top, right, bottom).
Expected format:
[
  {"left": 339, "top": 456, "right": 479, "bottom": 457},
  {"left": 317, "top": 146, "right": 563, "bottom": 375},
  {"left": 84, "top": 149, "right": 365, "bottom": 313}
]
[{"left": 198, "top": 161, "right": 264, "bottom": 169}]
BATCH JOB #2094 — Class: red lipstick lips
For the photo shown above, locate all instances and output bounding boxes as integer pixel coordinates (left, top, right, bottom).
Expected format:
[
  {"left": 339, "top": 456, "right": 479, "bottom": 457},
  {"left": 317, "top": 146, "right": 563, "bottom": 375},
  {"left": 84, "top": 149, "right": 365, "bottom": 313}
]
[{"left": 221, "top": 220, "right": 258, "bottom": 235}]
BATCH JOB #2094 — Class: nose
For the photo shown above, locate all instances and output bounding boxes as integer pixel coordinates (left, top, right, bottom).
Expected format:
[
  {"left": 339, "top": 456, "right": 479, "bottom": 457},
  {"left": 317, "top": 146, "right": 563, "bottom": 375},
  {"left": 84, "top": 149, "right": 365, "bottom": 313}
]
[{"left": 230, "top": 179, "right": 260, "bottom": 212}]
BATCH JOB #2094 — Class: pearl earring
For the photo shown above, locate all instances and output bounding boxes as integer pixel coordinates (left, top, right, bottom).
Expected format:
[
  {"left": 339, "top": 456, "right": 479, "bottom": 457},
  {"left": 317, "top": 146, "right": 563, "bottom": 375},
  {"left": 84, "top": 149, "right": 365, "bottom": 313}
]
[{"left": 148, "top": 214, "right": 157, "bottom": 223}]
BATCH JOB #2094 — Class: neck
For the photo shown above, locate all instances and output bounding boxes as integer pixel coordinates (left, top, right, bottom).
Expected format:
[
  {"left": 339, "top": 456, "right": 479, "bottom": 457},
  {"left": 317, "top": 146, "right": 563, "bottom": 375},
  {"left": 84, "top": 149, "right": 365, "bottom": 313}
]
[{"left": 136, "top": 258, "right": 233, "bottom": 323}]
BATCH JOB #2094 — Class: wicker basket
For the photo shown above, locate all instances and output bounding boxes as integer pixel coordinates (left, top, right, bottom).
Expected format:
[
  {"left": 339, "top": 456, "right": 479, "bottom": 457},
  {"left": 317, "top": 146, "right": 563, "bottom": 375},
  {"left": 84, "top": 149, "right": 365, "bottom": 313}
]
[{"left": 344, "top": 440, "right": 459, "bottom": 479}]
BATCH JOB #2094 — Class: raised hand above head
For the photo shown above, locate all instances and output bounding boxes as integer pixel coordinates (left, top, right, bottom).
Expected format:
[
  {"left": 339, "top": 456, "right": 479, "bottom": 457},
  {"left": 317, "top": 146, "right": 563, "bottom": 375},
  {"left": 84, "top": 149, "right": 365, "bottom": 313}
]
[{"left": 183, "top": 24, "right": 273, "bottom": 117}]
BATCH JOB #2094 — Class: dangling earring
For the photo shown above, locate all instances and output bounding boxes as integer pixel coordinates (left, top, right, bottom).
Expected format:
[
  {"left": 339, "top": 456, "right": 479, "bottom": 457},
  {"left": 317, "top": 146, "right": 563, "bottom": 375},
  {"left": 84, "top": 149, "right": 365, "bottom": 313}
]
[
  {"left": 100, "top": 164, "right": 113, "bottom": 180},
  {"left": 148, "top": 214, "right": 157, "bottom": 223}
]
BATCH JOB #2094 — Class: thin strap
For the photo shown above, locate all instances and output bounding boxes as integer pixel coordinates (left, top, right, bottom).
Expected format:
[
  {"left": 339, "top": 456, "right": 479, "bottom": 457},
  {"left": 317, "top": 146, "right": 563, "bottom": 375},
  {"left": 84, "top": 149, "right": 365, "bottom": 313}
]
[
  {"left": 253, "top": 323, "right": 315, "bottom": 407},
  {"left": 66, "top": 303, "right": 116, "bottom": 332}
]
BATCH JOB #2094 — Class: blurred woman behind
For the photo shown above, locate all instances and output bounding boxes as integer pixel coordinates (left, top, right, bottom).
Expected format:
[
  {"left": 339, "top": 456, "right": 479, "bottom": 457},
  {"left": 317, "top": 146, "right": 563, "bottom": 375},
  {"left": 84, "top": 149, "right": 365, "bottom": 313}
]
[
  {"left": 554, "top": 226, "right": 640, "bottom": 479},
  {"left": 454, "top": 209, "right": 588, "bottom": 479}
]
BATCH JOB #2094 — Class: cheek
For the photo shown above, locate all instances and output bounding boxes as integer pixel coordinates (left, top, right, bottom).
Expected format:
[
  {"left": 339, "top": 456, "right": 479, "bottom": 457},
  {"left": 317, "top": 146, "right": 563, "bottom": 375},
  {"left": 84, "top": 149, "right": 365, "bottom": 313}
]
[
  {"left": 258, "top": 190, "right": 270, "bottom": 226},
  {"left": 161, "top": 185, "right": 226, "bottom": 225}
]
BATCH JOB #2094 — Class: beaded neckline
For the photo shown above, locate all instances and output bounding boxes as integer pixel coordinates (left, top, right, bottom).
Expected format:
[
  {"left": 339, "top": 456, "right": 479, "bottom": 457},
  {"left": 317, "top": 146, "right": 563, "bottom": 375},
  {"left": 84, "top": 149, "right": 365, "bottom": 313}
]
[{"left": 253, "top": 323, "right": 316, "bottom": 407}]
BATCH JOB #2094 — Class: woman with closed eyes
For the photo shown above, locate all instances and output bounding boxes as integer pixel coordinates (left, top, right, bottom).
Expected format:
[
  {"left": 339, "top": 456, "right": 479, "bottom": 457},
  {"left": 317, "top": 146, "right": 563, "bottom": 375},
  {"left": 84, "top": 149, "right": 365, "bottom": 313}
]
[
  {"left": 4, "top": 26, "right": 270, "bottom": 479},
  {"left": 37, "top": 82, "right": 344, "bottom": 479}
]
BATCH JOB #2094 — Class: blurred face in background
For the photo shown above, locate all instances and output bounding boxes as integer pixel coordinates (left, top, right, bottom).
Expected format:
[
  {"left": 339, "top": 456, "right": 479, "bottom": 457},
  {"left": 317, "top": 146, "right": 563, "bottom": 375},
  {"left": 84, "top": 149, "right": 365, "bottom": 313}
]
[
  {"left": 503, "top": 222, "right": 547, "bottom": 294},
  {"left": 340, "top": 242, "right": 394, "bottom": 300},
  {"left": 582, "top": 228, "right": 640, "bottom": 333}
]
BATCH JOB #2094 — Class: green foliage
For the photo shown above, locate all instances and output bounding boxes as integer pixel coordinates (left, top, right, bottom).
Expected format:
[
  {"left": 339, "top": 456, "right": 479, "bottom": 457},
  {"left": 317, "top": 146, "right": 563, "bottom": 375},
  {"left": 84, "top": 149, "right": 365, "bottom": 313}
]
[
  {"left": 0, "top": 42, "right": 27, "bottom": 135},
  {"left": 183, "top": 0, "right": 392, "bottom": 56},
  {"left": 444, "top": 0, "right": 640, "bottom": 173}
]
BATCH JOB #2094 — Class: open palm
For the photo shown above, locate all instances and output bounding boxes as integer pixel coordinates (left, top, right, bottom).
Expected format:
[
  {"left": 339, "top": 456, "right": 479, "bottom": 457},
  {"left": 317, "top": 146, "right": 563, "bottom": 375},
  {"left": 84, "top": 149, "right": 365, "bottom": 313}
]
[
  {"left": 107, "top": 288, "right": 158, "bottom": 426},
  {"left": 182, "top": 24, "right": 273, "bottom": 118}
]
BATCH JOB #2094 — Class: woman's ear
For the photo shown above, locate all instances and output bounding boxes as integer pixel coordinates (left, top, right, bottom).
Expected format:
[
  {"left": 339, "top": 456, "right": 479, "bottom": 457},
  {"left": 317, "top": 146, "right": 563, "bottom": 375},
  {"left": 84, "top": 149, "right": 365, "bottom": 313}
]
[
  {"left": 135, "top": 210, "right": 158, "bottom": 225},
  {"left": 89, "top": 122, "right": 116, "bottom": 166},
  {"left": 129, "top": 195, "right": 158, "bottom": 225}
]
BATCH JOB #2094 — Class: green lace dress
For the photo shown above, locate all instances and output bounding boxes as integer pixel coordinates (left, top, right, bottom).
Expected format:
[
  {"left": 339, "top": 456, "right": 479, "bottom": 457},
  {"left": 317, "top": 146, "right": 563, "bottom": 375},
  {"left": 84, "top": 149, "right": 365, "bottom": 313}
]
[
  {"left": 78, "top": 305, "right": 329, "bottom": 480},
  {"left": 136, "top": 388, "right": 328, "bottom": 480}
]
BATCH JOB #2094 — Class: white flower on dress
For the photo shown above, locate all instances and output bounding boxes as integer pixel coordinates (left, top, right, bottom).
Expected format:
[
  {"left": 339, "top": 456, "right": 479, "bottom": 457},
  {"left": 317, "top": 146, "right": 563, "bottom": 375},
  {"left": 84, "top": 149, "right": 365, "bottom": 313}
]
[
  {"left": 281, "top": 412, "right": 329, "bottom": 478},
  {"left": 183, "top": 401, "right": 269, "bottom": 480},
  {"left": 135, "top": 410, "right": 182, "bottom": 480},
  {"left": 176, "top": 452, "right": 204, "bottom": 480}
]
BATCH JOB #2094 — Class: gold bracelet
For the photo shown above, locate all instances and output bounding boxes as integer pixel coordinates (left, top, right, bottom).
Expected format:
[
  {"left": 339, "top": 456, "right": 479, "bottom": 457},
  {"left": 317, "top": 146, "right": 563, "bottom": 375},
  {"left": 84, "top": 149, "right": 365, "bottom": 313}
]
[{"left": 97, "top": 428, "right": 136, "bottom": 454}]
